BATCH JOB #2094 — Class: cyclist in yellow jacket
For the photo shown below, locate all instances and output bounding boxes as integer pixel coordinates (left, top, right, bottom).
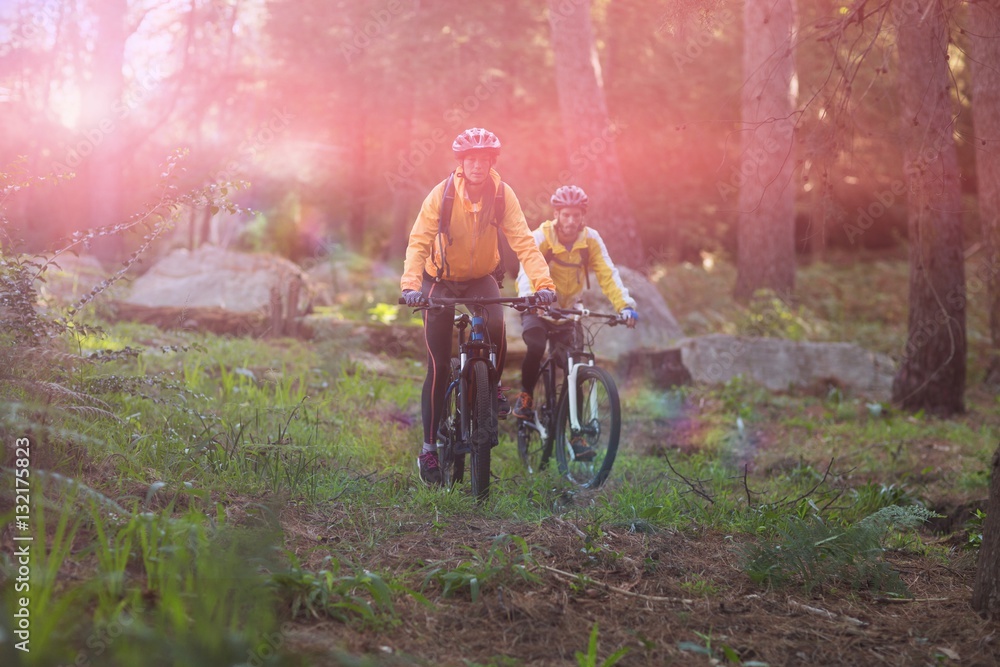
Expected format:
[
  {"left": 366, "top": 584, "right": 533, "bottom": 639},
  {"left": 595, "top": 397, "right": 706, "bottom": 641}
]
[
  {"left": 401, "top": 128, "right": 556, "bottom": 486},
  {"left": 512, "top": 185, "right": 638, "bottom": 459}
]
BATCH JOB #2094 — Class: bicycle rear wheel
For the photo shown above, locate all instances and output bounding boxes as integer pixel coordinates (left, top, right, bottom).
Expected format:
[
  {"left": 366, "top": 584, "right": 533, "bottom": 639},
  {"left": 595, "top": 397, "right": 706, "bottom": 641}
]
[
  {"left": 517, "top": 369, "right": 554, "bottom": 473},
  {"left": 438, "top": 358, "right": 464, "bottom": 487},
  {"left": 554, "top": 365, "right": 620, "bottom": 488},
  {"left": 468, "top": 360, "right": 495, "bottom": 502}
]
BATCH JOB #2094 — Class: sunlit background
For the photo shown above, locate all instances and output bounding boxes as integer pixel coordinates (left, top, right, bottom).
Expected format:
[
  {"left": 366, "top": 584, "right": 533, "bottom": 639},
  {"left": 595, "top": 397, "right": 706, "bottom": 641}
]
[{"left": 0, "top": 1, "right": 942, "bottom": 266}]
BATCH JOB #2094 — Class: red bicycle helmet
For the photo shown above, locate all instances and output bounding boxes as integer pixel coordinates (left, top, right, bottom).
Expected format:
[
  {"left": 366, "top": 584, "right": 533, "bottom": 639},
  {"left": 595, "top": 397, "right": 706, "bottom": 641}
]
[
  {"left": 550, "top": 185, "right": 589, "bottom": 212},
  {"left": 452, "top": 128, "right": 501, "bottom": 159}
]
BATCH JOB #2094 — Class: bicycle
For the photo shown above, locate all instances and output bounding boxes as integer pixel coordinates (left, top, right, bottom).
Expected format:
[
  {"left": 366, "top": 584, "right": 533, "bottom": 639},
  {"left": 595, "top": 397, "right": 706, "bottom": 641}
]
[
  {"left": 516, "top": 306, "right": 624, "bottom": 489},
  {"left": 400, "top": 294, "right": 539, "bottom": 502}
]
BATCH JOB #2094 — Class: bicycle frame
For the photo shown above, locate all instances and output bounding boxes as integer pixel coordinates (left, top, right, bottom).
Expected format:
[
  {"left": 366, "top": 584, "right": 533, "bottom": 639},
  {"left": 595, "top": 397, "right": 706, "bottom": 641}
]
[
  {"left": 403, "top": 294, "right": 538, "bottom": 499},
  {"left": 549, "top": 308, "right": 620, "bottom": 446},
  {"left": 518, "top": 305, "right": 624, "bottom": 470},
  {"left": 449, "top": 307, "right": 497, "bottom": 451}
]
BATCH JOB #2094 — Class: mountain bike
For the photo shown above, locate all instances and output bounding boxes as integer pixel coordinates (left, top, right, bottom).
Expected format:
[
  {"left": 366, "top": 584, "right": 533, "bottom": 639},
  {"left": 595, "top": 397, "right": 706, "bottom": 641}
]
[
  {"left": 401, "top": 294, "right": 539, "bottom": 502},
  {"left": 516, "top": 307, "right": 624, "bottom": 489}
]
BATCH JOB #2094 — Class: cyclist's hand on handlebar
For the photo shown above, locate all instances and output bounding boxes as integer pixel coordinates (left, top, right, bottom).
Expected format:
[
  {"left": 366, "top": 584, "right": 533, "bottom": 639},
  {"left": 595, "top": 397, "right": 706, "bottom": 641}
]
[
  {"left": 620, "top": 307, "right": 639, "bottom": 329},
  {"left": 534, "top": 289, "right": 557, "bottom": 305},
  {"left": 401, "top": 290, "right": 425, "bottom": 307}
]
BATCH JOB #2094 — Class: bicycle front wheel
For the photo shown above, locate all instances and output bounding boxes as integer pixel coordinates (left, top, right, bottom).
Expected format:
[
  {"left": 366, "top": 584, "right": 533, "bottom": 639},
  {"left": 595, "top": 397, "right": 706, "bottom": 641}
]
[
  {"left": 468, "top": 360, "right": 496, "bottom": 502},
  {"left": 517, "top": 370, "right": 553, "bottom": 473},
  {"left": 438, "top": 358, "right": 464, "bottom": 487},
  {"left": 554, "top": 365, "right": 620, "bottom": 488}
]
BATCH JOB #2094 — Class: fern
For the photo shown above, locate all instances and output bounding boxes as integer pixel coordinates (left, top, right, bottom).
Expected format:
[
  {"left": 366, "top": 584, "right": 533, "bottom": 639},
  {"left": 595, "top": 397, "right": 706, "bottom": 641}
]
[{"left": 743, "top": 504, "right": 937, "bottom": 595}]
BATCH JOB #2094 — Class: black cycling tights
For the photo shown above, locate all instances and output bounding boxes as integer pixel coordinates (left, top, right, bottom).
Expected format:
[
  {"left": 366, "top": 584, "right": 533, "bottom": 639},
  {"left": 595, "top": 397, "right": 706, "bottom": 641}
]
[
  {"left": 520, "top": 325, "right": 548, "bottom": 395},
  {"left": 419, "top": 274, "right": 506, "bottom": 445}
]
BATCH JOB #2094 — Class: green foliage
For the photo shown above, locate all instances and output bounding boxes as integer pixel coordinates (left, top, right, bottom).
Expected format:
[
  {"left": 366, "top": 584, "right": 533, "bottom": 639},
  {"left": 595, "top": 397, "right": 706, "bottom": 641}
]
[
  {"left": 679, "top": 574, "right": 720, "bottom": 597},
  {"left": 422, "top": 535, "right": 541, "bottom": 602},
  {"left": 268, "top": 553, "right": 416, "bottom": 627},
  {"left": 737, "top": 290, "right": 820, "bottom": 341},
  {"left": 367, "top": 302, "right": 402, "bottom": 325},
  {"left": 966, "top": 509, "right": 985, "bottom": 550},
  {"left": 742, "top": 505, "right": 938, "bottom": 595},
  {"left": 575, "top": 623, "right": 630, "bottom": 667},
  {"left": 678, "top": 629, "right": 766, "bottom": 666},
  {"left": 0, "top": 474, "right": 293, "bottom": 667}
]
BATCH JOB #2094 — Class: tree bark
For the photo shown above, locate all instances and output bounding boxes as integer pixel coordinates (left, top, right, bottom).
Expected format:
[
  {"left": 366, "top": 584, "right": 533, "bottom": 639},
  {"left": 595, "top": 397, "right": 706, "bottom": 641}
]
[
  {"left": 82, "top": 0, "right": 127, "bottom": 261},
  {"left": 734, "top": 0, "right": 798, "bottom": 301},
  {"left": 890, "top": 1, "right": 966, "bottom": 416},
  {"left": 969, "top": 2, "right": 1000, "bottom": 386},
  {"left": 547, "top": 0, "right": 644, "bottom": 268},
  {"left": 973, "top": 444, "right": 1000, "bottom": 618}
]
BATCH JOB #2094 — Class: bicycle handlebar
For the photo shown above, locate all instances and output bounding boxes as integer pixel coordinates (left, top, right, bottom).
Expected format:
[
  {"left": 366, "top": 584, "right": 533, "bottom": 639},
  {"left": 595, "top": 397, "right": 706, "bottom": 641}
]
[
  {"left": 543, "top": 306, "right": 625, "bottom": 324},
  {"left": 398, "top": 295, "right": 541, "bottom": 309}
]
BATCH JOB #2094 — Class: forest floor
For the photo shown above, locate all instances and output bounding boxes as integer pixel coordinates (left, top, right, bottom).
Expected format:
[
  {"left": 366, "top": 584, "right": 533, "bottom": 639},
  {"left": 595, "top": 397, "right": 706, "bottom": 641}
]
[
  {"left": 268, "top": 383, "right": 999, "bottom": 667},
  {"left": 4, "top": 252, "right": 999, "bottom": 667}
]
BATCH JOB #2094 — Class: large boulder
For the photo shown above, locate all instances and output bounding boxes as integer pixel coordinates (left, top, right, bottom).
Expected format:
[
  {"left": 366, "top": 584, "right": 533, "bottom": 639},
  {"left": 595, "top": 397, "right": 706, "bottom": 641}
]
[
  {"left": 677, "top": 334, "right": 895, "bottom": 400},
  {"left": 506, "top": 266, "right": 684, "bottom": 361},
  {"left": 116, "top": 246, "right": 313, "bottom": 336}
]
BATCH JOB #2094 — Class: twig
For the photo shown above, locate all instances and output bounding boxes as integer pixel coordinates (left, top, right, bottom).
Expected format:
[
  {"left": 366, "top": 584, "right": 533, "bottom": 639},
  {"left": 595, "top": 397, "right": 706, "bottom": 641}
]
[
  {"left": 663, "top": 454, "right": 715, "bottom": 504},
  {"left": 872, "top": 597, "right": 950, "bottom": 604},
  {"left": 550, "top": 515, "right": 587, "bottom": 540},
  {"left": 540, "top": 564, "right": 695, "bottom": 605},
  {"left": 743, "top": 463, "right": 757, "bottom": 506},
  {"left": 780, "top": 457, "right": 836, "bottom": 509},
  {"left": 788, "top": 599, "right": 866, "bottom": 626}
]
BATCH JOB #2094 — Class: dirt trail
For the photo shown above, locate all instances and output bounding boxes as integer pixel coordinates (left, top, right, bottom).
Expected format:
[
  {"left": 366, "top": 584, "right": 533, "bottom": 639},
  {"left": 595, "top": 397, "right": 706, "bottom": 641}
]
[{"left": 281, "top": 511, "right": 996, "bottom": 666}]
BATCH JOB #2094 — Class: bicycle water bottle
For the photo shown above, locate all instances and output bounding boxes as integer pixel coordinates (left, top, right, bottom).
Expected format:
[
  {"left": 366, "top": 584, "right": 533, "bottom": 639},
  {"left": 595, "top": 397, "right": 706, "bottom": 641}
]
[{"left": 471, "top": 315, "right": 485, "bottom": 342}]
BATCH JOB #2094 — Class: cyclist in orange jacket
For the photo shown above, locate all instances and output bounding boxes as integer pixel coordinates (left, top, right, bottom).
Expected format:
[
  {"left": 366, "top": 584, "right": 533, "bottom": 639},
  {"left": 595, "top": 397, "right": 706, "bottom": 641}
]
[{"left": 401, "top": 128, "right": 556, "bottom": 485}]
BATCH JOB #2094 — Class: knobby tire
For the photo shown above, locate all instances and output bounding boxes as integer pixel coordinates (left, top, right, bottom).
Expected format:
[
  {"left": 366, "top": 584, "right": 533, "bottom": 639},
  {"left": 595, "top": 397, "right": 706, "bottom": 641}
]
[
  {"left": 438, "top": 358, "right": 464, "bottom": 487},
  {"left": 555, "top": 365, "right": 620, "bottom": 488},
  {"left": 517, "top": 367, "right": 554, "bottom": 473},
  {"left": 468, "top": 361, "right": 495, "bottom": 502}
]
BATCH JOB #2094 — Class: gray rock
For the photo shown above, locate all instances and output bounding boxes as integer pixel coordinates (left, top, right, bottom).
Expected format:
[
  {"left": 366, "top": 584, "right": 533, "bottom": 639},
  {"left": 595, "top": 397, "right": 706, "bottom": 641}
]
[
  {"left": 677, "top": 334, "right": 895, "bottom": 399},
  {"left": 506, "top": 266, "right": 684, "bottom": 362},
  {"left": 121, "top": 245, "right": 311, "bottom": 313}
]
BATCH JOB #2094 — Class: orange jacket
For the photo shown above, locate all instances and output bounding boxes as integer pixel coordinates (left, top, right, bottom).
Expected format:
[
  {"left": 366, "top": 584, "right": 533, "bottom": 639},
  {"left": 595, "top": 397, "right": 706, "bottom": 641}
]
[{"left": 401, "top": 167, "right": 555, "bottom": 293}]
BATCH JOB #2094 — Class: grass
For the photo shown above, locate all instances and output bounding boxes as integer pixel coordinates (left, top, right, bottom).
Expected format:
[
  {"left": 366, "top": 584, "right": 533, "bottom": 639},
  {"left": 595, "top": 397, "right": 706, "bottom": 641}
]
[{"left": 0, "top": 254, "right": 995, "bottom": 664}]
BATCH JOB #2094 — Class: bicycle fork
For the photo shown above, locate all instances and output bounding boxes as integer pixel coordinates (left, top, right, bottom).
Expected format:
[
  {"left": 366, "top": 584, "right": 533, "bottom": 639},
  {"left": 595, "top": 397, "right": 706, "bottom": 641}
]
[{"left": 565, "top": 356, "right": 597, "bottom": 460}]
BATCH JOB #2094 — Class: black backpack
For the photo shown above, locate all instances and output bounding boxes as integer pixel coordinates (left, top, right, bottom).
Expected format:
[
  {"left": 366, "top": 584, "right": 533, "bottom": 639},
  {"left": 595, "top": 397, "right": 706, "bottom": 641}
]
[{"left": 433, "top": 171, "right": 518, "bottom": 286}]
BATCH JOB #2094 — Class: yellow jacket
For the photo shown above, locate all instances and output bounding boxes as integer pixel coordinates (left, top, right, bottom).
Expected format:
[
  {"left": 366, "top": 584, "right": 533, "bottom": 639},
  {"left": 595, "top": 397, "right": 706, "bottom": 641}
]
[
  {"left": 516, "top": 220, "right": 636, "bottom": 312},
  {"left": 401, "top": 167, "right": 554, "bottom": 293}
]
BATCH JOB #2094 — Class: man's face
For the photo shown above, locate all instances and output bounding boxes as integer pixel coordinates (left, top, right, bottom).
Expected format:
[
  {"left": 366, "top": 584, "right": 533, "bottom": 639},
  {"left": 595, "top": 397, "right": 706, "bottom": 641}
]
[
  {"left": 555, "top": 206, "right": 586, "bottom": 243},
  {"left": 461, "top": 154, "right": 493, "bottom": 185}
]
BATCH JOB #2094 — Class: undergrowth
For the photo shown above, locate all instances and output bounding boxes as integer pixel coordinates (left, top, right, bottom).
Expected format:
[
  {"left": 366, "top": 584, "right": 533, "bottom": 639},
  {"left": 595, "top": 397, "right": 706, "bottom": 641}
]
[
  {"left": 0, "top": 159, "right": 992, "bottom": 664},
  {"left": 741, "top": 504, "right": 938, "bottom": 595}
]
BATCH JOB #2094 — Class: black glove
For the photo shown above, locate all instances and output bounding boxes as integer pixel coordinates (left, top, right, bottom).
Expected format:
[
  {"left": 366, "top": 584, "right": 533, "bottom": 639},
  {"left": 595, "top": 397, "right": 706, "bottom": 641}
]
[
  {"left": 402, "top": 290, "right": 424, "bottom": 307},
  {"left": 534, "top": 289, "right": 556, "bottom": 305}
]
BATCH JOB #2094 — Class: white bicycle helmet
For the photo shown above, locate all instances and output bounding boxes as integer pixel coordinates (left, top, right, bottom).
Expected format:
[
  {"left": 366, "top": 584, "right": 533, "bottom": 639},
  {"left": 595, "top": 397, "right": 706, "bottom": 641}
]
[
  {"left": 452, "top": 128, "right": 501, "bottom": 159},
  {"left": 551, "top": 185, "right": 589, "bottom": 212}
]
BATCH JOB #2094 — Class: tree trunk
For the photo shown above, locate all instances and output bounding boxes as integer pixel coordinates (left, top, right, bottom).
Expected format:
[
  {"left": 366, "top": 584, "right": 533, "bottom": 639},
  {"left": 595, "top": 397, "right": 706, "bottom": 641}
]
[
  {"left": 547, "top": 0, "right": 643, "bottom": 268},
  {"left": 969, "top": 2, "right": 1000, "bottom": 387},
  {"left": 734, "top": 0, "right": 798, "bottom": 301},
  {"left": 890, "top": 1, "right": 966, "bottom": 416},
  {"left": 970, "top": 2, "right": 1000, "bottom": 621},
  {"left": 973, "top": 444, "right": 1000, "bottom": 618},
  {"left": 82, "top": 0, "right": 127, "bottom": 261},
  {"left": 347, "top": 86, "right": 368, "bottom": 252},
  {"left": 382, "top": 76, "right": 416, "bottom": 262}
]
